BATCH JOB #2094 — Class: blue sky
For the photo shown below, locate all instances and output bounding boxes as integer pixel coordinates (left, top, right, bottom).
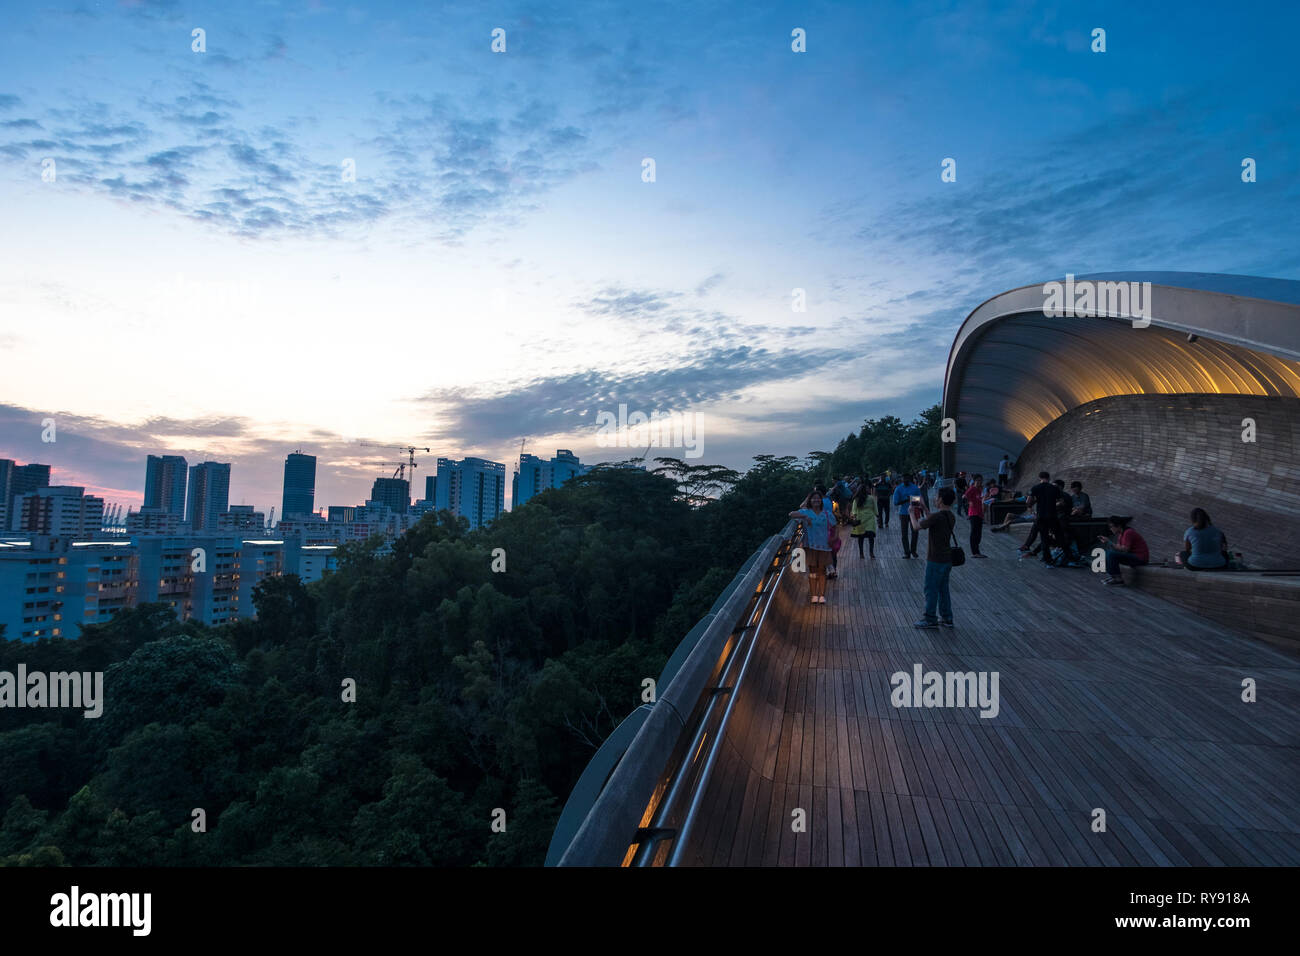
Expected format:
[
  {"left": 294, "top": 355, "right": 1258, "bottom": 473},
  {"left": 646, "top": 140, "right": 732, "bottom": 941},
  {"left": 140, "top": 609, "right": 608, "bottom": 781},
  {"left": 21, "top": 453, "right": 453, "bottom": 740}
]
[{"left": 1, "top": 0, "right": 1297, "bottom": 512}]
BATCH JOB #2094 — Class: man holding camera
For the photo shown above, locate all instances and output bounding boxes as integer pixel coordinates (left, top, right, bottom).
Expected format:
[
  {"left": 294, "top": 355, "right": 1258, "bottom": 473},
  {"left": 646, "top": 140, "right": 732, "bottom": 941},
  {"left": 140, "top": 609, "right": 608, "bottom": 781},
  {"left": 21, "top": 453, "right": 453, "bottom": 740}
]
[
  {"left": 912, "top": 486, "right": 958, "bottom": 628},
  {"left": 892, "top": 474, "right": 923, "bottom": 558}
]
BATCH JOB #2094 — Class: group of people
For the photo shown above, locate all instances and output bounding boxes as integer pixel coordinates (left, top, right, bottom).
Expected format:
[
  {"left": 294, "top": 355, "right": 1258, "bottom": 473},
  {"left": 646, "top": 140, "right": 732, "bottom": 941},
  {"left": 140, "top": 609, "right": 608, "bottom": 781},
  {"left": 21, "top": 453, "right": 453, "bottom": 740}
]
[
  {"left": 992, "top": 471, "right": 1096, "bottom": 568},
  {"left": 789, "top": 473, "right": 960, "bottom": 627},
  {"left": 982, "top": 466, "right": 1233, "bottom": 585},
  {"left": 787, "top": 460, "right": 1236, "bottom": 618}
]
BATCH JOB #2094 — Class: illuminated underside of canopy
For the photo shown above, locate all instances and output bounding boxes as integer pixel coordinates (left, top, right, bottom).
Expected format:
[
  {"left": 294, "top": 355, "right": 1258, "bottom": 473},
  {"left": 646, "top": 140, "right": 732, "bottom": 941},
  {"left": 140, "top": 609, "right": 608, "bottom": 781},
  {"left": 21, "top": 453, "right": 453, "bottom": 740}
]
[{"left": 941, "top": 272, "right": 1300, "bottom": 475}]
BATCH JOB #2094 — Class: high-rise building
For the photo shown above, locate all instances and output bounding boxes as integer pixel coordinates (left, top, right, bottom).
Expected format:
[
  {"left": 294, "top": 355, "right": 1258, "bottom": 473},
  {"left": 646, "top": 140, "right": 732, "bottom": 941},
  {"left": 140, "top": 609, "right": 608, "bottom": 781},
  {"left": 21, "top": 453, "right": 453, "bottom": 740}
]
[
  {"left": 434, "top": 457, "right": 505, "bottom": 529},
  {"left": 424, "top": 474, "right": 436, "bottom": 503},
  {"left": 0, "top": 537, "right": 135, "bottom": 640},
  {"left": 127, "top": 507, "right": 182, "bottom": 535},
  {"left": 281, "top": 451, "right": 316, "bottom": 518},
  {"left": 4, "top": 461, "right": 51, "bottom": 531},
  {"left": 513, "top": 448, "right": 590, "bottom": 508},
  {"left": 217, "top": 504, "right": 265, "bottom": 531},
  {"left": 16, "top": 486, "right": 105, "bottom": 536},
  {"left": 369, "top": 477, "right": 410, "bottom": 515},
  {"left": 143, "top": 454, "right": 188, "bottom": 514},
  {"left": 0, "top": 459, "right": 11, "bottom": 531},
  {"left": 186, "top": 462, "right": 231, "bottom": 532}
]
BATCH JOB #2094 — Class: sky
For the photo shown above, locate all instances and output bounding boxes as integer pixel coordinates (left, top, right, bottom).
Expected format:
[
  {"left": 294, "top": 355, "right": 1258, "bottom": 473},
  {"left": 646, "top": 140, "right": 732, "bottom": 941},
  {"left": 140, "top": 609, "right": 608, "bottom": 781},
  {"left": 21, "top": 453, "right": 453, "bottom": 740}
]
[{"left": 1, "top": 0, "right": 1298, "bottom": 514}]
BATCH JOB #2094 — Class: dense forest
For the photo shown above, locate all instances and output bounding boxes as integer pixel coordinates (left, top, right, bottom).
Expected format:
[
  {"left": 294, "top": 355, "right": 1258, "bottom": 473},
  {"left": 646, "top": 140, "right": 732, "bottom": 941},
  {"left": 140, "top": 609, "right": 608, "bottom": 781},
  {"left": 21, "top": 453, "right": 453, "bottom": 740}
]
[{"left": 0, "top": 407, "right": 938, "bottom": 866}]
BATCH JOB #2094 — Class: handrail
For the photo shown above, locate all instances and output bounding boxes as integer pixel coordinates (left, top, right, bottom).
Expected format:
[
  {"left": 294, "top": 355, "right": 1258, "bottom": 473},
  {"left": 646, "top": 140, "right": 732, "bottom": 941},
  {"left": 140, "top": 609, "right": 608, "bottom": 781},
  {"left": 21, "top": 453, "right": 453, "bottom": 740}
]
[
  {"left": 655, "top": 530, "right": 795, "bottom": 865},
  {"left": 650, "top": 530, "right": 790, "bottom": 868},
  {"left": 542, "top": 704, "right": 652, "bottom": 867},
  {"left": 554, "top": 519, "right": 797, "bottom": 866}
]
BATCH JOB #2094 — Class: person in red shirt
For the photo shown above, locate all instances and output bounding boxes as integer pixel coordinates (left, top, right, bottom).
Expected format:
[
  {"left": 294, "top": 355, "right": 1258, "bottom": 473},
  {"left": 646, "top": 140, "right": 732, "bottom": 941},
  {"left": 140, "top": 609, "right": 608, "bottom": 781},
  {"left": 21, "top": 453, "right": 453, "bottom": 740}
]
[
  {"left": 963, "top": 472, "right": 988, "bottom": 558},
  {"left": 1099, "top": 515, "right": 1149, "bottom": 586}
]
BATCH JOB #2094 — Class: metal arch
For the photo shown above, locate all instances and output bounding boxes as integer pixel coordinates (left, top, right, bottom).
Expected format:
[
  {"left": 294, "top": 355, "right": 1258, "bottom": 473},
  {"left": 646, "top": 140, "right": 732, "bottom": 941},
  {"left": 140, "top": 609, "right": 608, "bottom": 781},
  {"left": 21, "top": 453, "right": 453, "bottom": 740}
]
[{"left": 941, "top": 273, "right": 1300, "bottom": 475}]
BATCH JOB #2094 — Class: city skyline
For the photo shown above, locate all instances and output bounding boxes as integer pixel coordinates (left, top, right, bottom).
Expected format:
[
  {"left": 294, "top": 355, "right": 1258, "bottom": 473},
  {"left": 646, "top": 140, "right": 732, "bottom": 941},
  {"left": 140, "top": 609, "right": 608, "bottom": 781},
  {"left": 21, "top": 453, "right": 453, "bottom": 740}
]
[
  {"left": 3, "top": 0, "right": 1299, "bottom": 513},
  {"left": 1, "top": 443, "right": 609, "bottom": 526}
]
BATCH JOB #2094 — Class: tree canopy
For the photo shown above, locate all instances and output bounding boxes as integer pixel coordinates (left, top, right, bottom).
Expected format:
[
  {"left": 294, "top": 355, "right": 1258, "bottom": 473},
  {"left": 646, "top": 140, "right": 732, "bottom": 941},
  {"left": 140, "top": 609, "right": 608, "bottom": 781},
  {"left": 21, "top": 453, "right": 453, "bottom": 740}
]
[{"left": 0, "top": 406, "right": 939, "bottom": 866}]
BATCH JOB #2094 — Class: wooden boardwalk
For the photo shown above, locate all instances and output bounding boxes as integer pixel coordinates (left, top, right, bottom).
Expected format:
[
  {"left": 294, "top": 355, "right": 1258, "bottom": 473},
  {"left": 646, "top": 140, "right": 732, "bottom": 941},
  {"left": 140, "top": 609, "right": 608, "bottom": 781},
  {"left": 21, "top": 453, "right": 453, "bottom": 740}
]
[{"left": 679, "top": 517, "right": 1300, "bottom": 866}]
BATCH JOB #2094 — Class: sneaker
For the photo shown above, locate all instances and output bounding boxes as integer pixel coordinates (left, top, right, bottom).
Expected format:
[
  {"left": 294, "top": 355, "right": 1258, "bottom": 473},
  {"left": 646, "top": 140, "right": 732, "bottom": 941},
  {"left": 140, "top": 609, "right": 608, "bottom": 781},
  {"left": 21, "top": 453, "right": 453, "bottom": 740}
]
[
  {"left": 817, "top": 595, "right": 827, "bottom": 603},
  {"left": 940, "top": 619, "right": 954, "bottom": 628},
  {"left": 1103, "top": 578, "right": 1124, "bottom": 587},
  {"left": 913, "top": 619, "right": 939, "bottom": 629},
  {"left": 971, "top": 553, "right": 987, "bottom": 559}
]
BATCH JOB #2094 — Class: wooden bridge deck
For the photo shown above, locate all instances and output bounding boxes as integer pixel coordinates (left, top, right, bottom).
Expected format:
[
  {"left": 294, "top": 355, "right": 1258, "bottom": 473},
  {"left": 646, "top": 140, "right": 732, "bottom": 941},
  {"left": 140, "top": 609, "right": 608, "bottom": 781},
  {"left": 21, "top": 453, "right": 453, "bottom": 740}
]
[{"left": 680, "top": 518, "right": 1300, "bottom": 866}]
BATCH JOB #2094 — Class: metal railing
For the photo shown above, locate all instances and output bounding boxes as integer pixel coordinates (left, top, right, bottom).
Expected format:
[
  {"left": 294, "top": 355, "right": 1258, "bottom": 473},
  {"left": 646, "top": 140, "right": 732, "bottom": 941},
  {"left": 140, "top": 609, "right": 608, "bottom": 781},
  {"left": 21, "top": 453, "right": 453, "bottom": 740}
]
[
  {"left": 638, "top": 528, "right": 796, "bottom": 866},
  {"left": 551, "top": 518, "right": 800, "bottom": 867}
]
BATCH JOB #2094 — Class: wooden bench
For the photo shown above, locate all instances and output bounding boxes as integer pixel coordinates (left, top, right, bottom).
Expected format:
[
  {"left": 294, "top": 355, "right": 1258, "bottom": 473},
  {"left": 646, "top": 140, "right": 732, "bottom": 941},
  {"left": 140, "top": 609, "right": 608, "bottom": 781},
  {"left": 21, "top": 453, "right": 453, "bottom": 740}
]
[{"left": 1119, "top": 563, "right": 1300, "bottom": 650}]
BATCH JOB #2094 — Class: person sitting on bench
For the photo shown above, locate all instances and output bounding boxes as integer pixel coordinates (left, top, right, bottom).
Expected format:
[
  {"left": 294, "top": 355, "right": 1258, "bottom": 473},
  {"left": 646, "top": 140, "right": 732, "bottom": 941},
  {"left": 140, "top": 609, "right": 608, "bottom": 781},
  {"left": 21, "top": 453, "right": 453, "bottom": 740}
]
[
  {"left": 1068, "top": 481, "right": 1092, "bottom": 518},
  {"left": 990, "top": 501, "right": 1035, "bottom": 533},
  {"left": 1179, "top": 507, "right": 1229, "bottom": 570},
  {"left": 1099, "top": 515, "right": 1149, "bottom": 586}
]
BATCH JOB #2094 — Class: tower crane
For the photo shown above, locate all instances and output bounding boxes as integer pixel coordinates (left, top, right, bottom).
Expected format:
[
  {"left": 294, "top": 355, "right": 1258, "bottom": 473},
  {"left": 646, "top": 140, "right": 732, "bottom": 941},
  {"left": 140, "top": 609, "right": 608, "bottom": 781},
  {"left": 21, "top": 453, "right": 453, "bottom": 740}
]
[{"left": 358, "top": 441, "right": 431, "bottom": 481}]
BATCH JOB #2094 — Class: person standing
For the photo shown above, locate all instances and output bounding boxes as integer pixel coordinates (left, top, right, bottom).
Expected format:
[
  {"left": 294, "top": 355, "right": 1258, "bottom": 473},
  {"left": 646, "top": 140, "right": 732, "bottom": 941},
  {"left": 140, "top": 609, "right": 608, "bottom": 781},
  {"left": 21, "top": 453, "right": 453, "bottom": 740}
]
[
  {"left": 954, "top": 472, "right": 968, "bottom": 517},
  {"left": 892, "top": 474, "right": 923, "bottom": 558},
  {"left": 964, "top": 472, "right": 987, "bottom": 558},
  {"left": 850, "top": 484, "right": 878, "bottom": 559},
  {"left": 913, "top": 487, "right": 958, "bottom": 628},
  {"left": 874, "top": 475, "right": 892, "bottom": 529},
  {"left": 1027, "top": 471, "right": 1061, "bottom": 567},
  {"left": 997, "top": 455, "right": 1011, "bottom": 488},
  {"left": 831, "top": 476, "right": 853, "bottom": 526},
  {"left": 789, "top": 491, "right": 837, "bottom": 604}
]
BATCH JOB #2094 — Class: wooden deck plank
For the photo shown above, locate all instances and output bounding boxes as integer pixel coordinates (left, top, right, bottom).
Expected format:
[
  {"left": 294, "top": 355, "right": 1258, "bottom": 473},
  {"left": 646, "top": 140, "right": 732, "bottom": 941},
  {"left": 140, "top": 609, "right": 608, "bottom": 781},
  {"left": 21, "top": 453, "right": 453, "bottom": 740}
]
[{"left": 678, "top": 515, "right": 1300, "bottom": 866}]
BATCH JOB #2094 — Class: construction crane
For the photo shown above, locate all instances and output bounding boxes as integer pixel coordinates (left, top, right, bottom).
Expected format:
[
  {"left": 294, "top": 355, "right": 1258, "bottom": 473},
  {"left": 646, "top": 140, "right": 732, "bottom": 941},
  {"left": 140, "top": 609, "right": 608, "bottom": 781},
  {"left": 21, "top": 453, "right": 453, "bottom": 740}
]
[{"left": 358, "top": 441, "right": 431, "bottom": 481}]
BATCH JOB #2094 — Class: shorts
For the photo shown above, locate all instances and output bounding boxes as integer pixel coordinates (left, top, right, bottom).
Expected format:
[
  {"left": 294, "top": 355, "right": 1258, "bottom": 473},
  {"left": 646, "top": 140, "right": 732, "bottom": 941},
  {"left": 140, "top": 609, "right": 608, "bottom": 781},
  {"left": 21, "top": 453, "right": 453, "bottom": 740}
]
[{"left": 806, "top": 548, "right": 829, "bottom": 572}]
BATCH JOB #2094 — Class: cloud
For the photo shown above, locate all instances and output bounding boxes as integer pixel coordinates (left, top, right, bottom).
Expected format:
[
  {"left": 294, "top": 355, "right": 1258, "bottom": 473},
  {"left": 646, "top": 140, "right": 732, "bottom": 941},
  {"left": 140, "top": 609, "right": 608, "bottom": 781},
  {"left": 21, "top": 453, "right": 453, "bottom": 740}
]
[
  {"left": 694, "top": 272, "right": 724, "bottom": 296},
  {"left": 0, "top": 403, "right": 374, "bottom": 512},
  {"left": 413, "top": 343, "right": 835, "bottom": 446},
  {"left": 578, "top": 286, "right": 683, "bottom": 319},
  {"left": 0, "top": 77, "right": 603, "bottom": 241}
]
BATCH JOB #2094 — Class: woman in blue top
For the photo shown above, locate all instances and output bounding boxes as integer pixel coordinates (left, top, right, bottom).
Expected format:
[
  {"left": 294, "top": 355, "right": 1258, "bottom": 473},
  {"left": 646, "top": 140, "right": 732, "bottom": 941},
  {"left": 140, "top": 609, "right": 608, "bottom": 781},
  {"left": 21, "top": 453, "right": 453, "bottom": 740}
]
[
  {"left": 1180, "top": 507, "right": 1228, "bottom": 569},
  {"left": 789, "top": 491, "right": 838, "bottom": 605}
]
